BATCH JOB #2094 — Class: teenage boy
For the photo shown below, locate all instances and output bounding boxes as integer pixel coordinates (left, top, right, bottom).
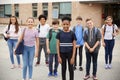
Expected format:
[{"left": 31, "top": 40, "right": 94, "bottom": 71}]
[
  {"left": 83, "top": 18, "right": 101, "bottom": 80},
  {"left": 56, "top": 17, "right": 76, "bottom": 80},
  {"left": 46, "top": 20, "right": 60, "bottom": 76},
  {"left": 35, "top": 14, "right": 50, "bottom": 66},
  {"left": 73, "top": 16, "right": 84, "bottom": 71}
]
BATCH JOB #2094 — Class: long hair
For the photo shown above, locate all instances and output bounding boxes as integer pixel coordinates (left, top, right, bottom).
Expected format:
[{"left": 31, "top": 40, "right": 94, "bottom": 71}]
[{"left": 8, "top": 16, "right": 19, "bottom": 33}]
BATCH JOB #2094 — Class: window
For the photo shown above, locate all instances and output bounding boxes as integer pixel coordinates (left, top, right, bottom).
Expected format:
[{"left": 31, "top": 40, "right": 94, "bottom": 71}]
[
  {"left": 0, "top": 5, "right": 4, "bottom": 17},
  {"left": 32, "top": 3, "right": 37, "bottom": 18},
  {"left": 59, "top": 2, "right": 71, "bottom": 19},
  {"left": 0, "top": 4, "right": 12, "bottom": 17},
  {"left": 5, "top": 4, "right": 12, "bottom": 17},
  {"left": 14, "top": 4, "right": 19, "bottom": 17},
  {"left": 42, "top": 3, "right": 48, "bottom": 17},
  {"left": 52, "top": 3, "right": 59, "bottom": 19}
]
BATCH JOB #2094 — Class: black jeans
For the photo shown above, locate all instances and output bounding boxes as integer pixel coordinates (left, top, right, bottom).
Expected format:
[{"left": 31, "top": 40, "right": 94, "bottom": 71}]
[
  {"left": 85, "top": 52, "right": 98, "bottom": 76},
  {"left": 74, "top": 46, "right": 83, "bottom": 67},
  {"left": 49, "top": 54, "right": 59, "bottom": 73},
  {"left": 60, "top": 53, "right": 74, "bottom": 80}
]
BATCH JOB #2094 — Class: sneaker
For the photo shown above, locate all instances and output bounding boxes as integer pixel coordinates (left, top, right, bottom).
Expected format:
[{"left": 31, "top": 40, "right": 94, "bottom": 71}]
[
  {"left": 35, "top": 62, "right": 40, "bottom": 66},
  {"left": 73, "top": 66, "right": 76, "bottom": 70},
  {"left": 83, "top": 75, "right": 90, "bottom": 80},
  {"left": 48, "top": 72, "right": 53, "bottom": 77},
  {"left": 54, "top": 72, "right": 58, "bottom": 77},
  {"left": 46, "top": 61, "right": 49, "bottom": 67},
  {"left": 29, "top": 79, "right": 32, "bottom": 80},
  {"left": 108, "top": 64, "right": 112, "bottom": 69},
  {"left": 79, "top": 66, "right": 83, "bottom": 71},
  {"left": 11, "top": 65, "right": 16, "bottom": 69},
  {"left": 92, "top": 75, "right": 98, "bottom": 80},
  {"left": 105, "top": 64, "right": 109, "bottom": 69}
]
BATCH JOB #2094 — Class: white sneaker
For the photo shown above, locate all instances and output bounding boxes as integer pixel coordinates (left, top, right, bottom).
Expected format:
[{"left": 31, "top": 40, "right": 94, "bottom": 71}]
[
  {"left": 105, "top": 64, "right": 109, "bottom": 69},
  {"left": 29, "top": 79, "right": 32, "bottom": 80},
  {"left": 108, "top": 64, "right": 112, "bottom": 69}
]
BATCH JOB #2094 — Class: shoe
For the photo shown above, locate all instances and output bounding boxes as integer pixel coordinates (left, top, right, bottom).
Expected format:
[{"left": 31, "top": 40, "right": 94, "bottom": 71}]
[
  {"left": 48, "top": 72, "right": 53, "bottom": 77},
  {"left": 11, "top": 65, "right": 16, "bottom": 69},
  {"left": 35, "top": 62, "right": 40, "bottom": 66},
  {"left": 73, "top": 66, "right": 76, "bottom": 70},
  {"left": 46, "top": 61, "right": 49, "bottom": 67},
  {"left": 83, "top": 75, "right": 90, "bottom": 80},
  {"left": 29, "top": 79, "right": 32, "bottom": 80},
  {"left": 105, "top": 64, "right": 109, "bottom": 69},
  {"left": 92, "top": 75, "right": 98, "bottom": 80},
  {"left": 108, "top": 64, "right": 112, "bottom": 69},
  {"left": 54, "top": 72, "right": 58, "bottom": 77},
  {"left": 79, "top": 66, "right": 83, "bottom": 71},
  {"left": 18, "top": 65, "right": 22, "bottom": 68}
]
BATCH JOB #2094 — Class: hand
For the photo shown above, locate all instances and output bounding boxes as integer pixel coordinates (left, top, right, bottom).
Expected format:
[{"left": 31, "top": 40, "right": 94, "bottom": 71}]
[
  {"left": 13, "top": 49, "right": 16, "bottom": 55},
  {"left": 47, "top": 48, "right": 50, "bottom": 54},
  {"left": 70, "top": 57, "right": 75, "bottom": 65},
  {"left": 6, "top": 34, "right": 10, "bottom": 38},
  {"left": 58, "top": 56, "right": 62, "bottom": 64},
  {"left": 35, "top": 52, "right": 38, "bottom": 58},
  {"left": 89, "top": 48, "right": 94, "bottom": 53},
  {"left": 112, "top": 33, "right": 116, "bottom": 37},
  {"left": 102, "top": 42, "right": 105, "bottom": 47},
  {"left": 76, "top": 45, "right": 80, "bottom": 48}
]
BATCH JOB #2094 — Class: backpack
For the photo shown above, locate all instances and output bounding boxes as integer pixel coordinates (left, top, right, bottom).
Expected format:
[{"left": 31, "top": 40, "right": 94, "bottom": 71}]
[
  {"left": 49, "top": 28, "right": 61, "bottom": 41},
  {"left": 37, "top": 24, "right": 40, "bottom": 33},
  {"left": 73, "top": 26, "right": 84, "bottom": 33},
  {"left": 103, "top": 24, "right": 115, "bottom": 39}
]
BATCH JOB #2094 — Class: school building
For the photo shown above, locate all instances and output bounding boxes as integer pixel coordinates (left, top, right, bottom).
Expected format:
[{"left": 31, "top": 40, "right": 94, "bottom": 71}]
[{"left": 0, "top": 0, "right": 120, "bottom": 27}]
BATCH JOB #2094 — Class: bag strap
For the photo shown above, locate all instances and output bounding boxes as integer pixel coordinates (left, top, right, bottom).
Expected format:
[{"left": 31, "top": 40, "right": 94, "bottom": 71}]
[
  {"left": 38, "top": 24, "right": 40, "bottom": 33},
  {"left": 22, "top": 28, "right": 26, "bottom": 39},
  {"left": 6, "top": 24, "right": 10, "bottom": 33}
]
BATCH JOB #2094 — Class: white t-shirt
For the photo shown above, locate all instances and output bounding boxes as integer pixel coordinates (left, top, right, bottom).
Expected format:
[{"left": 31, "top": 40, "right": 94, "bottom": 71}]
[
  {"left": 102, "top": 24, "right": 118, "bottom": 40},
  {"left": 3, "top": 24, "right": 21, "bottom": 39},
  {"left": 37, "top": 24, "right": 50, "bottom": 38}
]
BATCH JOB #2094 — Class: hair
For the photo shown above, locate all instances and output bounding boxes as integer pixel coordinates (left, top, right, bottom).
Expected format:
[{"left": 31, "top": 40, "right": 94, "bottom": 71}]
[
  {"left": 86, "top": 18, "right": 92, "bottom": 22},
  {"left": 38, "top": 14, "right": 47, "bottom": 21},
  {"left": 9, "top": 16, "right": 19, "bottom": 33},
  {"left": 52, "top": 20, "right": 59, "bottom": 25},
  {"left": 27, "top": 17, "right": 34, "bottom": 22},
  {"left": 62, "top": 17, "right": 71, "bottom": 22},
  {"left": 76, "top": 16, "right": 82, "bottom": 21},
  {"left": 106, "top": 16, "right": 113, "bottom": 20}
]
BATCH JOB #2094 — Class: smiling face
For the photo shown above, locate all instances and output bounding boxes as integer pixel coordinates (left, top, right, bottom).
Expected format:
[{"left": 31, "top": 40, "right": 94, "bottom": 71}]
[
  {"left": 40, "top": 18, "right": 46, "bottom": 25},
  {"left": 62, "top": 20, "right": 70, "bottom": 31},
  {"left": 26, "top": 18, "right": 34, "bottom": 28},
  {"left": 86, "top": 19, "right": 93, "bottom": 29},
  {"left": 106, "top": 17, "right": 113, "bottom": 26},
  {"left": 10, "top": 17, "right": 17, "bottom": 25}
]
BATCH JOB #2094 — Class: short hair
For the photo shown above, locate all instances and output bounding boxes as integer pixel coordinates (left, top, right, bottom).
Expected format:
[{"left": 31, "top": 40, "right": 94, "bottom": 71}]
[
  {"left": 62, "top": 17, "right": 71, "bottom": 22},
  {"left": 76, "top": 16, "right": 82, "bottom": 21},
  {"left": 86, "top": 18, "right": 92, "bottom": 22},
  {"left": 38, "top": 14, "right": 47, "bottom": 21},
  {"left": 52, "top": 20, "right": 59, "bottom": 25},
  {"left": 106, "top": 16, "right": 113, "bottom": 20}
]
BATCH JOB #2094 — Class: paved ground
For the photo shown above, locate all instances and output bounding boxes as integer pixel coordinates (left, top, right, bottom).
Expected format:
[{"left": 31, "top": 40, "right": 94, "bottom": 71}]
[{"left": 0, "top": 26, "right": 120, "bottom": 80}]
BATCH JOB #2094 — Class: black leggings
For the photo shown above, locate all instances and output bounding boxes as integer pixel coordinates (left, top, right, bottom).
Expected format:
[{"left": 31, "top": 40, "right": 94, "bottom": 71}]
[{"left": 60, "top": 53, "right": 74, "bottom": 80}]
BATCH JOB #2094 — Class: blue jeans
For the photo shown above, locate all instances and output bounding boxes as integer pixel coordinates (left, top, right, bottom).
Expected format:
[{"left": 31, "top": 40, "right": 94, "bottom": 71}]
[
  {"left": 85, "top": 52, "right": 98, "bottom": 76},
  {"left": 104, "top": 39, "right": 115, "bottom": 64},
  {"left": 22, "top": 45, "right": 35, "bottom": 79},
  {"left": 49, "top": 54, "right": 59, "bottom": 73},
  {"left": 7, "top": 39, "right": 20, "bottom": 65}
]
